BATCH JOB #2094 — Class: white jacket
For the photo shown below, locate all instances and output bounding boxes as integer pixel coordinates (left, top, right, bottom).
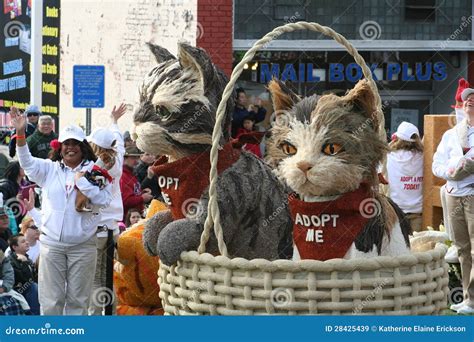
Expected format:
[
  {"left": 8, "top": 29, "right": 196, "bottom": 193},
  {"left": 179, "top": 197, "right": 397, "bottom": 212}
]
[
  {"left": 432, "top": 124, "right": 474, "bottom": 196},
  {"left": 387, "top": 150, "right": 423, "bottom": 213},
  {"left": 17, "top": 144, "right": 112, "bottom": 246},
  {"left": 96, "top": 123, "right": 125, "bottom": 237}
]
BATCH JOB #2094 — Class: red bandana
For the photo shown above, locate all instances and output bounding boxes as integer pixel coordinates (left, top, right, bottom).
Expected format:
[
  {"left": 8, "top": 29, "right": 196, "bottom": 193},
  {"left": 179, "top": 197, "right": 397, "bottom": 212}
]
[
  {"left": 151, "top": 142, "right": 241, "bottom": 220},
  {"left": 288, "top": 184, "right": 373, "bottom": 261}
]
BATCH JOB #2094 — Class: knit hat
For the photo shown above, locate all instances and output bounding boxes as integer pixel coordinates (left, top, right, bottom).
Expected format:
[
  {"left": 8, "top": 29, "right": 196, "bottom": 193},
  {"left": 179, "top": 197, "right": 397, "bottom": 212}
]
[
  {"left": 25, "top": 104, "right": 41, "bottom": 116},
  {"left": 394, "top": 121, "right": 419, "bottom": 142},
  {"left": 58, "top": 125, "right": 86, "bottom": 143},
  {"left": 87, "top": 127, "right": 116, "bottom": 150}
]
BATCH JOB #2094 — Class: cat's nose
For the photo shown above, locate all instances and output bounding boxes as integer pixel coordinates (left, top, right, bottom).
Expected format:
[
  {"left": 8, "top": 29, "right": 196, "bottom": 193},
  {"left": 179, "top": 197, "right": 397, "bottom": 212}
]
[{"left": 297, "top": 161, "right": 313, "bottom": 173}]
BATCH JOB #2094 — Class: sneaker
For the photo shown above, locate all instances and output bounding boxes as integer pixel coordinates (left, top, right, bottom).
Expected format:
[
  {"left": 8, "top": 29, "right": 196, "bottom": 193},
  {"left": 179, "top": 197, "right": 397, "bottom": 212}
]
[
  {"left": 450, "top": 300, "right": 467, "bottom": 311},
  {"left": 456, "top": 304, "right": 474, "bottom": 314}
]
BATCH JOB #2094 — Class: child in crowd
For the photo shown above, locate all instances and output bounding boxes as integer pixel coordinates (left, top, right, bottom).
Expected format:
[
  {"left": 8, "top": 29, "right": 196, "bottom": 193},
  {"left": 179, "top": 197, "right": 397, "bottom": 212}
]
[
  {"left": 0, "top": 249, "right": 28, "bottom": 315},
  {"left": 125, "top": 208, "right": 143, "bottom": 229},
  {"left": 235, "top": 114, "right": 263, "bottom": 158},
  {"left": 386, "top": 122, "right": 424, "bottom": 232},
  {"left": 8, "top": 234, "right": 39, "bottom": 315}
]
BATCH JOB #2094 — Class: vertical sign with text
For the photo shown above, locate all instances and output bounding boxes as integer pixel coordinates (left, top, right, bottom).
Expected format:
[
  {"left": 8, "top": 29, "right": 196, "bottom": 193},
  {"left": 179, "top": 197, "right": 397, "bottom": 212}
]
[{"left": 0, "top": 0, "right": 60, "bottom": 122}]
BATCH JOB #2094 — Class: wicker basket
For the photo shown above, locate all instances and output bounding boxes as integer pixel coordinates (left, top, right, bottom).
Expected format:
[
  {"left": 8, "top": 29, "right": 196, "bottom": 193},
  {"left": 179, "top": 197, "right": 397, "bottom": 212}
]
[{"left": 158, "top": 21, "right": 449, "bottom": 315}]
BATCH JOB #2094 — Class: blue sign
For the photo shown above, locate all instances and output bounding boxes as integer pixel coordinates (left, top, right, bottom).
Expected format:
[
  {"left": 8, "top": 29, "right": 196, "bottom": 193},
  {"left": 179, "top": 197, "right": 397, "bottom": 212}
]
[
  {"left": 260, "top": 62, "right": 447, "bottom": 83},
  {"left": 73, "top": 65, "right": 105, "bottom": 108}
]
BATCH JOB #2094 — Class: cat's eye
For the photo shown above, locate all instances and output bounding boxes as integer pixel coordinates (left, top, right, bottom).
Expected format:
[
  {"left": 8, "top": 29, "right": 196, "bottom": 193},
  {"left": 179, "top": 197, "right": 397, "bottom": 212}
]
[
  {"left": 322, "top": 143, "right": 343, "bottom": 156},
  {"left": 157, "top": 106, "right": 171, "bottom": 119},
  {"left": 280, "top": 141, "right": 297, "bottom": 156}
]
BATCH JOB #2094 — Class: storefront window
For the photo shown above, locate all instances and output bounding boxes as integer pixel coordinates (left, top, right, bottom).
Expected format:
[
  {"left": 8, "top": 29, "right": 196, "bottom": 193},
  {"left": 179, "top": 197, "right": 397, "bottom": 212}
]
[{"left": 234, "top": 0, "right": 472, "bottom": 41}]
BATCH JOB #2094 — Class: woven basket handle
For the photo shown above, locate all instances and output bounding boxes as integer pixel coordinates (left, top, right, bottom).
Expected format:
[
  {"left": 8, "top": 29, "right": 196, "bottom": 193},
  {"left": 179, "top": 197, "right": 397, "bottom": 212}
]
[{"left": 198, "top": 21, "right": 384, "bottom": 256}]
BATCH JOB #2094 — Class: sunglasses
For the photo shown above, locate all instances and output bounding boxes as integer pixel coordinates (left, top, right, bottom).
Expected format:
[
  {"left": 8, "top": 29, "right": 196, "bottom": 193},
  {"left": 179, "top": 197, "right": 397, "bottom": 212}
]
[
  {"left": 27, "top": 113, "right": 40, "bottom": 117},
  {"left": 28, "top": 225, "right": 38, "bottom": 230}
]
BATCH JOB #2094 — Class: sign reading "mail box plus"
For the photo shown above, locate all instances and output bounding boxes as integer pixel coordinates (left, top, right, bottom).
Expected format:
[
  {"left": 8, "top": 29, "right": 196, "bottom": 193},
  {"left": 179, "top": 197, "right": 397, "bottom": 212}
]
[{"left": 260, "top": 62, "right": 447, "bottom": 83}]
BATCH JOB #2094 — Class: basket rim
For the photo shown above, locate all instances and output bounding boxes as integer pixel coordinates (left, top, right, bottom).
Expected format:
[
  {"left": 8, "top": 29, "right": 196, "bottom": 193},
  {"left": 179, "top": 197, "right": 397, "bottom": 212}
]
[{"left": 166, "top": 244, "right": 448, "bottom": 272}]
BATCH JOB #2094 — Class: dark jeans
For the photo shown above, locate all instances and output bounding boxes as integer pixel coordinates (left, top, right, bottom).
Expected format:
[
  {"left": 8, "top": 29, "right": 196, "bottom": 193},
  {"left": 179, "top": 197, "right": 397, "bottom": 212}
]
[{"left": 22, "top": 282, "right": 40, "bottom": 315}]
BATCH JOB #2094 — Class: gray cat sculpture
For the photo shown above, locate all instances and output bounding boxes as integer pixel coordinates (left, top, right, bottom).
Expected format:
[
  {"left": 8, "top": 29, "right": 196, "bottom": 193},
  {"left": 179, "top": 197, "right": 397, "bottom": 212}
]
[
  {"left": 265, "top": 79, "right": 411, "bottom": 260},
  {"left": 134, "top": 43, "right": 293, "bottom": 266}
]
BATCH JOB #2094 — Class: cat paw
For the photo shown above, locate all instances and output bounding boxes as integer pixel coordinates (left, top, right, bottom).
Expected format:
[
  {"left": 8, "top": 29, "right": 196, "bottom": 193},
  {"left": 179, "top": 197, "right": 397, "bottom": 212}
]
[
  {"left": 143, "top": 222, "right": 159, "bottom": 256},
  {"left": 142, "top": 210, "right": 173, "bottom": 256},
  {"left": 156, "top": 219, "right": 202, "bottom": 266}
]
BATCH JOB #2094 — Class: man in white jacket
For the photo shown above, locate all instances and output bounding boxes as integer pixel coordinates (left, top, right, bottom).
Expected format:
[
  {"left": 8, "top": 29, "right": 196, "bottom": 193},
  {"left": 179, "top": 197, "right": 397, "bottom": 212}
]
[
  {"left": 432, "top": 88, "right": 474, "bottom": 314},
  {"left": 87, "top": 104, "right": 126, "bottom": 315}
]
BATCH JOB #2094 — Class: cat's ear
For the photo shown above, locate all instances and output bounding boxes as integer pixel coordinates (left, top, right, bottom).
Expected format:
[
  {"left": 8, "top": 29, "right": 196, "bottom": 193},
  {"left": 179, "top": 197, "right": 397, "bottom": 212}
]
[
  {"left": 343, "top": 80, "right": 379, "bottom": 129},
  {"left": 147, "top": 43, "right": 176, "bottom": 64},
  {"left": 268, "top": 79, "right": 300, "bottom": 117},
  {"left": 178, "top": 43, "right": 215, "bottom": 88}
]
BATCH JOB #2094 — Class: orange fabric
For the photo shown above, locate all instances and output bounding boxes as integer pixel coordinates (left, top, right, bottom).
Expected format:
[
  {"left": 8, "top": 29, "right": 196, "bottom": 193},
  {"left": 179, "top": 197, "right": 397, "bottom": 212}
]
[
  {"left": 117, "top": 305, "right": 164, "bottom": 316},
  {"left": 114, "top": 199, "right": 166, "bottom": 315}
]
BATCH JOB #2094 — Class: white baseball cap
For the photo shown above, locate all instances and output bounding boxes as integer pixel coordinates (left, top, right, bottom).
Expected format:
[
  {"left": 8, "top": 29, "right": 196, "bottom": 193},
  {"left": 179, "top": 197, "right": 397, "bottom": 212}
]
[
  {"left": 58, "top": 125, "right": 86, "bottom": 143},
  {"left": 461, "top": 88, "right": 474, "bottom": 101},
  {"left": 395, "top": 121, "right": 419, "bottom": 142},
  {"left": 87, "top": 127, "right": 116, "bottom": 149}
]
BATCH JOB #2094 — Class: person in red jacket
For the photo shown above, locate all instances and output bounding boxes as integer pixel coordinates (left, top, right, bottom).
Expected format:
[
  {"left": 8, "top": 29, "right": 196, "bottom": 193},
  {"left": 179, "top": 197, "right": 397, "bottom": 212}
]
[
  {"left": 235, "top": 114, "right": 262, "bottom": 158},
  {"left": 120, "top": 146, "right": 153, "bottom": 221}
]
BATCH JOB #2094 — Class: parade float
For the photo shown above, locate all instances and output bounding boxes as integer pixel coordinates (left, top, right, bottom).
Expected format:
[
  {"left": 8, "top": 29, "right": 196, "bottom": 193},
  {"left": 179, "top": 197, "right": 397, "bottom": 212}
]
[{"left": 137, "top": 22, "right": 448, "bottom": 315}]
